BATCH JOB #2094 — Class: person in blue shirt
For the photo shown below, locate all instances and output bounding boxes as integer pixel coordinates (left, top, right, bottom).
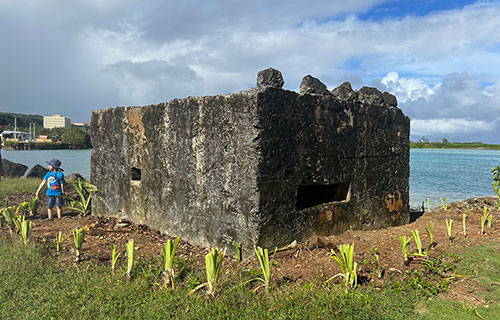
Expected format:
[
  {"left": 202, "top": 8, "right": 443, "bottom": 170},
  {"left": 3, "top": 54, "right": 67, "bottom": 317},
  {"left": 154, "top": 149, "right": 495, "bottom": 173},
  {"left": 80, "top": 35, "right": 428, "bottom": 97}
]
[{"left": 36, "top": 158, "right": 65, "bottom": 219}]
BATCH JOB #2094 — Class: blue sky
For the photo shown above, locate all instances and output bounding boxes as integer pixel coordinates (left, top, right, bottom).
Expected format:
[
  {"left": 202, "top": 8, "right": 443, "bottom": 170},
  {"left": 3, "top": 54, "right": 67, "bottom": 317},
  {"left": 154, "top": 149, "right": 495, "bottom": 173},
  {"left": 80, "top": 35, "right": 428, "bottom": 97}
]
[
  {"left": 1, "top": 0, "right": 500, "bottom": 143},
  {"left": 358, "top": 0, "right": 478, "bottom": 20}
]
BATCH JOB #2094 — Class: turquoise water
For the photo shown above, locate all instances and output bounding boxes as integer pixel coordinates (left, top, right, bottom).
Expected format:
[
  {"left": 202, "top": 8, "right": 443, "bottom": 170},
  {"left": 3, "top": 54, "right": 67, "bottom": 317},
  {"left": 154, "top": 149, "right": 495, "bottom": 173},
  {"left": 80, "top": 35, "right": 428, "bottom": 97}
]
[
  {"left": 2, "top": 149, "right": 92, "bottom": 178},
  {"left": 410, "top": 149, "right": 500, "bottom": 208},
  {"left": 2, "top": 148, "right": 499, "bottom": 207}
]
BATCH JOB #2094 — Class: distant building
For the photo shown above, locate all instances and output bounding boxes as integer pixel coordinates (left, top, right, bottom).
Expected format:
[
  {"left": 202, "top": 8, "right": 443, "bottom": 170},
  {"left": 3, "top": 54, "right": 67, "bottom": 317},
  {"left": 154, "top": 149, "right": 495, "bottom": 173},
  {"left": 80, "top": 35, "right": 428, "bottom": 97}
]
[
  {"left": 43, "top": 114, "right": 71, "bottom": 129},
  {"left": 1, "top": 130, "right": 33, "bottom": 141}
]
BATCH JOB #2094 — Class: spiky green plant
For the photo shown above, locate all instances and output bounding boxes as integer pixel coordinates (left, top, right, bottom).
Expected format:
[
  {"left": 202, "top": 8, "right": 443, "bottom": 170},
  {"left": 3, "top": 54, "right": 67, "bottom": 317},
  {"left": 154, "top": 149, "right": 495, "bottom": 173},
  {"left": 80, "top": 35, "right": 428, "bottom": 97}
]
[
  {"left": 189, "top": 248, "right": 225, "bottom": 297},
  {"left": 411, "top": 229, "right": 425, "bottom": 256},
  {"left": 111, "top": 244, "right": 121, "bottom": 276},
  {"left": 72, "top": 227, "right": 87, "bottom": 261},
  {"left": 487, "top": 212, "right": 493, "bottom": 228},
  {"left": 370, "top": 247, "right": 382, "bottom": 280},
  {"left": 1, "top": 205, "right": 15, "bottom": 232},
  {"left": 233, "top": 240, "right": 242, "bottom": 262},
  {"left": 462, "top": 213, "right": 467, "bottom": 237},
  {"left": 445, "top": 219, "right": 453, "bottom": 245},
  {"left": 436, "top": 198, "right": 449, "bottom": 211},
  {"left": 481, "top": 206, "right": 489, "bottom": 235},
  {"left": 426, "top": 198, "right": 431, "bottom": 212},
  {"left": 464, "top": 204, "right": 472, "bottom": 215},
  {"left": 425, "top": 222, "right": 435, "bottom": 245},
  {"left": 326, "top": 243, "right": 358, "bottom": 289},
  {"left": 204, "top": 248, "right": 225, "bottom": 296},
  {"left": 65, "top": 179, "right": 98, "bottom": 216},
  {"left": 27, "top": 197, "right": 40, "bottom": 216},
  {"left": 399, "top": 236, "right": 411, "bottom": 265},
  {"left": 56, "top": 231, "right": 63, "bottom": 254},
  {"left": 12, "top": 212, "right": 25, "bottom": 234},
  {"left": 162, "top": 237, "right": 180, "bottom": 288},
  {"left": 126, "top": 239, "right": 135, "bottom": 279},
  {"left": 254, "top": 246, "right": 277, "bottom": 292},
  {"left": 17, "top": 201, "right": 30, "bottom": 216},
  {"left": 21, "top": 220, "right": 32, "bottom": 245}
]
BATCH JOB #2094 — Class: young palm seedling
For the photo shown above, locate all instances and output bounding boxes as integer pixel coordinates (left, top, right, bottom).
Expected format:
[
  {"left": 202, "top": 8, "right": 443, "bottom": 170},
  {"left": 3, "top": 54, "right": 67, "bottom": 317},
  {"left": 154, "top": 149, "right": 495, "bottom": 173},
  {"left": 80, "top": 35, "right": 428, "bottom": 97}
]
[
  {"left": 487, "top": 212, "right": 493, "bottom": 228},
  {"left": 436, "top": 198, "right": 449, "bottom": 211},
  {"left": 17, "top": 201, "right": 30, "bottom": 216},
  {"left": 399, "top": 236, "right": 411, "bottom": 266},
  {"left": 445, "top": 219, "right": 453, "bottom": 245},
  {"left": 425, "top": 221, "right": 436, "bottom": 249},
  {"left": 481, "top": 206, "right": 489, "bottom": 235},
  {"left": 12, "top": 212, "right": 25, "bottom": 234},
  {"left": 162, "top": 237, "right": 180, "bottom": 288},
  {"left": 326, "top": 243, "right": 358, "bottom": 289},
  {"left": 1, "top": 205, "right": 15, "bottom": 232},
  {"left": 189, "top": 248, "right": 225, "bottom": 297},
  {"left": 27, "top": 197, "right": 40, "bottom": 216},
  {"left": 411, "top": 229, "right": 424, "bottom": 256},
  {"left": 233, "top": 240, "right": 242, "bottom": 262},
  {"left": 253, "top": 246, "right": 278, "bottom": 292},
  {"left": 369, "top": 247, "right": 382, "bottom": 280},
  {"left": 21, "top": 220, "right": 32, "bottom": 245},
  {"left": 73, "top": 227, "right": 87, "bottom": 261},
  {"left": 462, "top": 213, "right": 467, "bottom": 237},
  {"left": 111, "top": 244, "right": 121, "bottom": 276},
  {"left": 56, "top": 231, "right": 63, "bottom": 254},
  {"left": 126, "top": 239, "right": 135, "bottom": 279},
  {"left": 66, "top": 179, "right": 98, "bottom": 216},
  {"left": 426, "top": 198, "right": 431, "bottom": 212}
]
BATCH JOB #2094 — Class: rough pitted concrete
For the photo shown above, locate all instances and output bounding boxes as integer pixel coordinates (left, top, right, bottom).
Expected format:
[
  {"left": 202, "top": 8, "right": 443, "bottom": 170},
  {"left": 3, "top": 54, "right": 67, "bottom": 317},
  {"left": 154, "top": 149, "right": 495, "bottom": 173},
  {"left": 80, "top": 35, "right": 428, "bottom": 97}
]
[{"left": 91, "top": 69, "right": 410, "bottom": 253}]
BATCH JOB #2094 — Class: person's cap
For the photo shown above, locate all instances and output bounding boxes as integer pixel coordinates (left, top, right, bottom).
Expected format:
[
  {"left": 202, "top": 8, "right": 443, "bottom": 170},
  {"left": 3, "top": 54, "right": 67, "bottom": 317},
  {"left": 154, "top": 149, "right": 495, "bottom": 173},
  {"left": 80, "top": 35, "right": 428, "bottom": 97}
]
[{"left": 46, "top": 159, "right": 63, "bottom": 171}]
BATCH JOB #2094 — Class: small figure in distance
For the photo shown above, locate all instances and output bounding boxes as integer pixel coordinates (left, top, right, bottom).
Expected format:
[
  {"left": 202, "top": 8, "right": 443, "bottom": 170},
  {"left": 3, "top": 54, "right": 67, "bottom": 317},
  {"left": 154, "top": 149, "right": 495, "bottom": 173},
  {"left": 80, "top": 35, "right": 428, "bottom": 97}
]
[{"left": 36, "top": 158, "right": 65, "bottom": 219}]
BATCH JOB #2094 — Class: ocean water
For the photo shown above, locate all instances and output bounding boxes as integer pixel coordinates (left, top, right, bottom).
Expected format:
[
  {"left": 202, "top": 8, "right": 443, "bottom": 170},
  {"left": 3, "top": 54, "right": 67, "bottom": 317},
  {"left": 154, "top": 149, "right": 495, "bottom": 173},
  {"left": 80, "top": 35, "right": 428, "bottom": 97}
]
[
  {"left": 2, "top": 149, "right": 92, "bottom": 178},
  {"left": 410, "top": 149, "right": 500, "bottom": 208},
  {"left": 2, "top": 148, "right": 499, "bottom": 207}
]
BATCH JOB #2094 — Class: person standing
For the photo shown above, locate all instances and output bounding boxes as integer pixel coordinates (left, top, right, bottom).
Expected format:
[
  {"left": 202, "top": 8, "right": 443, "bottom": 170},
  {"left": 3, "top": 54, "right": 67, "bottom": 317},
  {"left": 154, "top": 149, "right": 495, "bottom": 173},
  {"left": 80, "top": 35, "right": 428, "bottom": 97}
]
[{"left": 36, "top": 159, "right": 65, "bottom": 219}]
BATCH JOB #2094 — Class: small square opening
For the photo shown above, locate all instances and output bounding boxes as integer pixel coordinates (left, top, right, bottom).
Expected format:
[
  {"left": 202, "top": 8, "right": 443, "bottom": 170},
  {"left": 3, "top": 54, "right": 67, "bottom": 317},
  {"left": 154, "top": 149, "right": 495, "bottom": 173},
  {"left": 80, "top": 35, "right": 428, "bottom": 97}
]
[
  {"left": 296, "top": 182, "right": 350, "bottom": 210},
  {"left": 131, "top": 167, "right": 142, "bottom": 181}
]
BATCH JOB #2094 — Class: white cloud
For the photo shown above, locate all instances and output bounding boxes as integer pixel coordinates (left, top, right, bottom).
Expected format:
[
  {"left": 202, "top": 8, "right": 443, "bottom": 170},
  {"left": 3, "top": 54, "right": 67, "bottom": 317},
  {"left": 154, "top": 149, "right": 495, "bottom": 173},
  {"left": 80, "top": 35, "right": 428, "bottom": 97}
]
[
  {"left": 374, "top": 71, "right": 500, "bottom": 142},
  {"left": 411, "top": 118, "right": 495, "bottom": 136},
  {"left": 1, "top": 0, "right": 500, "bottom": 144},
  {"left": 379, "top": 72, "right": 435, "bottom": 103}
]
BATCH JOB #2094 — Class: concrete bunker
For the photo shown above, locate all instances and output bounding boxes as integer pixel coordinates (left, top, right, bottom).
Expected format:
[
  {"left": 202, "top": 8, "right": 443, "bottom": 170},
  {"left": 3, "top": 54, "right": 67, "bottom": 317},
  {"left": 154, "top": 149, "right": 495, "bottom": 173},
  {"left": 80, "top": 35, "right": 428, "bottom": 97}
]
[{"left": 91, "top": 68, "right": 410, "bottom": 253}]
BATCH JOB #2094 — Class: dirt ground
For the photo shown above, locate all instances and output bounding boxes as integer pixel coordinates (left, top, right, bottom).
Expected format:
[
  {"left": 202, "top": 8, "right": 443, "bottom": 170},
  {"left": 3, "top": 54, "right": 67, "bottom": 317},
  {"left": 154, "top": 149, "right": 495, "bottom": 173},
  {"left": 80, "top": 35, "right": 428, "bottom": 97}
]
[{"left": 2, "top": 192, "right": 499, "bottom": 303}]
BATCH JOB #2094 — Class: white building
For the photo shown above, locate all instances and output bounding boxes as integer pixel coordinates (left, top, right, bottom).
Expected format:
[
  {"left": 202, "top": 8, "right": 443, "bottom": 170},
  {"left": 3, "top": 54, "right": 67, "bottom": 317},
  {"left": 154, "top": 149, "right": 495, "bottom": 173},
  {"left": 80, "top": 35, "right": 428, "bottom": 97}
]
[
  {"left": 43, "top": 114, "right": 71, "bottom": 129},
  {"left": 1, "top": 130, "right": 33, "bottom": 142}
]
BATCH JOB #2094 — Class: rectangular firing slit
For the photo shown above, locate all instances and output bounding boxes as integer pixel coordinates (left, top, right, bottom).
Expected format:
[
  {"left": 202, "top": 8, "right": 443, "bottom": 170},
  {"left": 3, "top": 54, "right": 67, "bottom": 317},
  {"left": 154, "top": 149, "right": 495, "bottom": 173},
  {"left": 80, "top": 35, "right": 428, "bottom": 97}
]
[{"left": 296, "top": 182, "right": 351, "bottom": 210}]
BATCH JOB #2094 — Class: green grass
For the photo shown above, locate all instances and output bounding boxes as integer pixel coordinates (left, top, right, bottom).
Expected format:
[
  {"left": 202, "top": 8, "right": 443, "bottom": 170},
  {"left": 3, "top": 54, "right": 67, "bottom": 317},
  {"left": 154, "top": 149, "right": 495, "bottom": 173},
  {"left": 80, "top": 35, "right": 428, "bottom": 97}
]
[
  {"left": 0, "top": 177, "right": 40, "bottom": 196},
  {"left": 1, "top": 237, "right": 499, "bottom": 319},
  {"left": 0, "top": 235, "right": 427, "bottom": 320},
  {"left": 422, "top": 242, "right": 500, "bottom": 319}
]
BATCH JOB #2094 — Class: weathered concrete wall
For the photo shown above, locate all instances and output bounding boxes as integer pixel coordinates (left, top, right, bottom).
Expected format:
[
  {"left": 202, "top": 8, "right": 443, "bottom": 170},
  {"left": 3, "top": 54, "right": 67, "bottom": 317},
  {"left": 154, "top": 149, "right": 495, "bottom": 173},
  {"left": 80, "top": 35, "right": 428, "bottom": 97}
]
[
  {"left": 254, "top": 82, "right": 409, "bottom": 248},
  {"left": 91, "top": 92, "right": 262, "bottom": 250},
  {"left": 91, "top": 68, "right": 410, "bottom": 252}
]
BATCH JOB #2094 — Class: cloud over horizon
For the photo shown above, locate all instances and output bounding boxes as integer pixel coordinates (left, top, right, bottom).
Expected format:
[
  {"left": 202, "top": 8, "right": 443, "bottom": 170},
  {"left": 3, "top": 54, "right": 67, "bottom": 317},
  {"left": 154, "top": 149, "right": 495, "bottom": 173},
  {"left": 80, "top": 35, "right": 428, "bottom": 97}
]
[{"left": 1, "top": 0, "right": 500, "bottom": 142}]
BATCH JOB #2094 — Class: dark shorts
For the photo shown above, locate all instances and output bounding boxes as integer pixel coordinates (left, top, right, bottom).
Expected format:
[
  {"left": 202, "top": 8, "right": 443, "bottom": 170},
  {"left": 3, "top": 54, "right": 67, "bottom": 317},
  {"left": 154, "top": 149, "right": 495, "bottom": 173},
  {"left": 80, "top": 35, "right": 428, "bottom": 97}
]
[{"left": 47, "top": 196, "right": 64, "bottom": 209}]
